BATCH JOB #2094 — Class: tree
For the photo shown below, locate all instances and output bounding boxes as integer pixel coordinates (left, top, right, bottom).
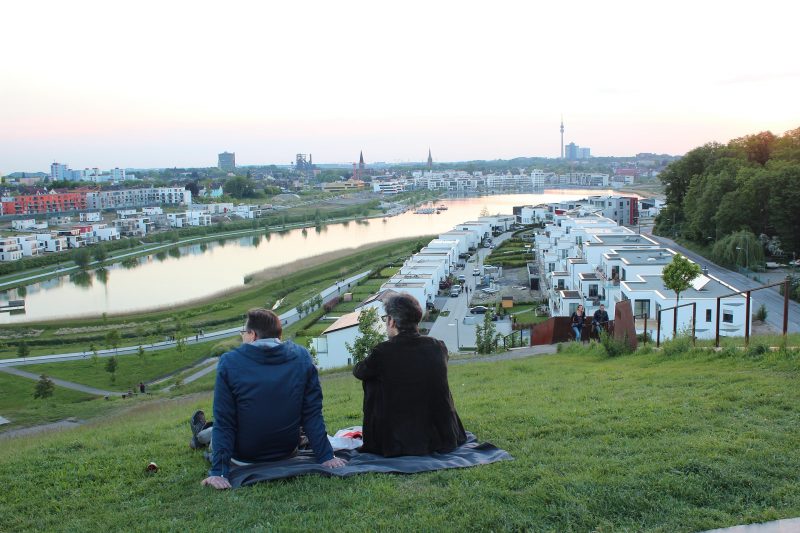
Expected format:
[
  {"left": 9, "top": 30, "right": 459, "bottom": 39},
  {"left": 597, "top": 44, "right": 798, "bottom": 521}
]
[
  {"left": 346, "top": 307, "right": 386, "bottom": 365},
  {"left": 475, "top": 310, "right": 500, "bottom": 354},
  {"left": 34, "top": 374, "right": 55, "bottom": 399},
  {"left": 72, "top": 247, "right": 92, "bottom": 269},
  {"left": 89, "top": 343, "right": 99, "bottom": 365},
  {"left": 137, "top": 345, "right": 146, "bottom": 360},
  {"left": 662, "top": 254, "right": 702, "bottom": 308},
  {"left": 105, "top": 329, "right": 121, "bottom": 353},
  {"left": 92, "top": 244, "right": 108, "bottom": 263},
  {"left": 223, "top": 176, "right": 256, "bottom": 198},
  {"left": 185, "top": 181, "right": 200, "bottom": 197},
  {"left": 17, "top": 340, "right": 29, "bottom": 359},
  {"left": 105, "top": 356, "right": 118, "bottom": 384}
]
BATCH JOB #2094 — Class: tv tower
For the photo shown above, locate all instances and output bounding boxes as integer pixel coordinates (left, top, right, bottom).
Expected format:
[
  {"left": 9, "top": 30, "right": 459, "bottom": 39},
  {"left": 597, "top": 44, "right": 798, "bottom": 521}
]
[{"left": 560, "top": 115, "right": 565, "bottom": 159}]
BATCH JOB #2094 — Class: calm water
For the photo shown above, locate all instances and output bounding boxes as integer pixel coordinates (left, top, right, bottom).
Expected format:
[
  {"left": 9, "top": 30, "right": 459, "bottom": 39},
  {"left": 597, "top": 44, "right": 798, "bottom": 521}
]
[{"left": 0, "top": 191, "right": 611, "bottom": 323}]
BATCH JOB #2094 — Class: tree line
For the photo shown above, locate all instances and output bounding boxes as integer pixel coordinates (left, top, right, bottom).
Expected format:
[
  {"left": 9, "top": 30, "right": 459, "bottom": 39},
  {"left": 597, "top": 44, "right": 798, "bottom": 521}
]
[{"left": 655, "top": 127, "right": 800, "bottom": 265}]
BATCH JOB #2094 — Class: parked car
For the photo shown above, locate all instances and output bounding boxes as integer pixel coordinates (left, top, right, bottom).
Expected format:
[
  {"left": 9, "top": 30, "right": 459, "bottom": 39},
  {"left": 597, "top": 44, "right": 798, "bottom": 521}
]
[
  {"left": 457, "top": 274, "right": 466, "bottom": 283},
  {"left": 426, "top": 301, "right": 435, "bottom": 310},
  {"left": 470, "top": 305, "right": 488, "bottom": 314},
  {"left": 450, "top": 286, "right": 462, "bottom": 297},
  {"left": 472, "top": 268, "right": 481, "bottom": 276}
]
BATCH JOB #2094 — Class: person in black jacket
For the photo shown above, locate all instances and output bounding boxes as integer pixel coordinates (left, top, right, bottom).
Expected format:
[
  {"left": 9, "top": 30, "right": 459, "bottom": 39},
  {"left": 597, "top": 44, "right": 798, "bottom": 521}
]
[
  {"left": 592, "top": 304, "right": 610, "bottom": 335},
  {"left": 353, "top": 292, "right": 467, "bottom": 457}
]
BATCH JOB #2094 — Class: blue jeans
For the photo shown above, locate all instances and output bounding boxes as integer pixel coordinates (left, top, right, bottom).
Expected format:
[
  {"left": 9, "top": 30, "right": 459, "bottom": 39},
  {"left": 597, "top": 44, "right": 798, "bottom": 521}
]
[{"left": 572, "top": 326, "right": 582, "bottom": 341}]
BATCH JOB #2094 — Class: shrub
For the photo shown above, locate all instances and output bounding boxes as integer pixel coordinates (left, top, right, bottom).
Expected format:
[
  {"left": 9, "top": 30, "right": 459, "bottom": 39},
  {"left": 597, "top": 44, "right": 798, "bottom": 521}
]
[
  {"left": 661, "top": 334, "right": 693, "bottom": 357},
  {"left": 745, "top": 342, "right": 769, "bottom": 359},
  {"left": 755, "top": 304, "right": 768, "bottom": 322},
  {"left": 599, "top": 331, "right": 632, "bottom": 357}
]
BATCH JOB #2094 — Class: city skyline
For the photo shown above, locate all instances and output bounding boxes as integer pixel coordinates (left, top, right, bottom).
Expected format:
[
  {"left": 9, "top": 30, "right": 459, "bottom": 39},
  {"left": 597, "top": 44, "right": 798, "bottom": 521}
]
[{"left": 2, "top": 0, "right": 798, "bottom": 171}]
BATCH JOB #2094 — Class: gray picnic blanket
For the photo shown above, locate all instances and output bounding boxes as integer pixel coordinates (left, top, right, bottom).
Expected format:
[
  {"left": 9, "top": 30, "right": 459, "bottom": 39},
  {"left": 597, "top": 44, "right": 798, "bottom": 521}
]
[{"left": 228, "top": 432, "right": 513, "bottom": 488}]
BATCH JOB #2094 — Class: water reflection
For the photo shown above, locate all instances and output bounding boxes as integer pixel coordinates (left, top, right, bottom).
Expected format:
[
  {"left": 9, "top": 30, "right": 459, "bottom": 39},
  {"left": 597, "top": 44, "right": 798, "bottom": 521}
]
[
  {"left": 95, "top": 268, "right": 109, "bottom": 285},
  {"left": 0, "top": 191, "right": 619, "bottom": 323},
  {"left": 70, "top": 270, "right": 93, "bottom": 288}
]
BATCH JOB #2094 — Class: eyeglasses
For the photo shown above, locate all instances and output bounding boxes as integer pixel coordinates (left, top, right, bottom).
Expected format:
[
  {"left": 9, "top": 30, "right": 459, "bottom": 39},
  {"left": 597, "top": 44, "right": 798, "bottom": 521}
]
[
  {"left": 381, "top": 315, "right": 389, "bottom": 323},
  {"left": 240, "top": 329, "right": 248, "bottom": 335}
]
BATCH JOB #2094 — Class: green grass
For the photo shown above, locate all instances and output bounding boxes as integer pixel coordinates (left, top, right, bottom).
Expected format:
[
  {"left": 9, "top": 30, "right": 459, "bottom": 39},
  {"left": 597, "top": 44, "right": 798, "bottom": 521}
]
[
  {"left": 17, "top": 340, "right": 230, "bottom": 392},
  {"left": 3, "top": 344, "right": 800, "bottom": 531},
  {"left": 0, "top": 372, "right": 118, "bottom": 429}
]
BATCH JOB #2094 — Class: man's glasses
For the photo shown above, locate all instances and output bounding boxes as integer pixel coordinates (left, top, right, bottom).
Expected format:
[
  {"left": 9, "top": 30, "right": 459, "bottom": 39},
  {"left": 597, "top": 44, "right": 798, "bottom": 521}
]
[{"left": 381, "top": 315, "right": 389, "bottom": 323}]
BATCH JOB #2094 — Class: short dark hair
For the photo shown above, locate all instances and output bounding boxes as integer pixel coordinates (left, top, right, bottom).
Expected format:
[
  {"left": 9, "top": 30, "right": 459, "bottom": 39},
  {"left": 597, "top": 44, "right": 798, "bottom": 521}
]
[
  {"left": 246, "top": 308, "right": 282, "bottom": 339},
  {"left": 384, "top": 292, "right": 422, "bottom": 333}
]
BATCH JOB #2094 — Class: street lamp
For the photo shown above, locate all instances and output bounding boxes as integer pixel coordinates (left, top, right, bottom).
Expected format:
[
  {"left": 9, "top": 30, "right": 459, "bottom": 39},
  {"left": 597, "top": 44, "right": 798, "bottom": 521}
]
[
  {"left": 448, "top": 322, "right": 460, "bottom": 352},
  {"left": 736, "top": 246, "right": 749, "bottom": 270}
]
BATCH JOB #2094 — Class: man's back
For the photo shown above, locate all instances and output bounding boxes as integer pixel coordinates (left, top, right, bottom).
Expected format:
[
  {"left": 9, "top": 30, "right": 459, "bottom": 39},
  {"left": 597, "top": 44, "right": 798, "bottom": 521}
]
[{"left": 209, "top": 341, "right": 331, "bottom": 477}]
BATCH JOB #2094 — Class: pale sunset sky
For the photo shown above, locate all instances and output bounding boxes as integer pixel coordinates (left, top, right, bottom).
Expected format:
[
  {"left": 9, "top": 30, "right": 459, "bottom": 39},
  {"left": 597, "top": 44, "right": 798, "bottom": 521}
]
[{"left": 1, "top": 0, "right": 798, "bottom": 171}]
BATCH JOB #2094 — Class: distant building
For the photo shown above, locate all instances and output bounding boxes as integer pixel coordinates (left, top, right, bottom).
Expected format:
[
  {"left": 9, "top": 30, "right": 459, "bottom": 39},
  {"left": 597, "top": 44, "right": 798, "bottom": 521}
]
[
  {"left": 86, "top": 187, "right": 191, "bottom": 210},
  {"left": 218, "top": 152, "right": 236, "bottom": 171},
  {"left": 427, "top": 149, "right": 433, "bottom": 170},
  {"left": 1, "top": 191, "right": 88, "bottom": 215},
  {"left": 565, "top": 143, "right": 590, "bottom": 161},
  {"left": 110, "top": 168, "right": 126, "bottom": 181},
  {"left": 50, "top": 163, "right": 70, "bottom": 181}
]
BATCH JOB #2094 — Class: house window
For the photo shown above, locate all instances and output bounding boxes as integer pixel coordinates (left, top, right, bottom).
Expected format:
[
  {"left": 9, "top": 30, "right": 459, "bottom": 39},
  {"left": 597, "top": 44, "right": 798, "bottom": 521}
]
[
  {"left": 621, "top": 268, "right": 627, "bottom": 281},
  {"left": 723, "top": 311, "right": 734, "bottom": 324},
  {"left": 569, "top": 303, "right": 579, "bottom": 314},
  {"left": 557, "top": 279, "right": 565, "bottom": 289},
  {"left": 706, "top": 309, "right": 712, "bottom": 322},
  {"left": 589, "top": 284, "right": 598, "bottom": 297},
  {"left": 548, "top": 263, "right": 555, "bottom": 272},
  {"left": 634, "top": 299, "right": 650, "bottom": 318}
]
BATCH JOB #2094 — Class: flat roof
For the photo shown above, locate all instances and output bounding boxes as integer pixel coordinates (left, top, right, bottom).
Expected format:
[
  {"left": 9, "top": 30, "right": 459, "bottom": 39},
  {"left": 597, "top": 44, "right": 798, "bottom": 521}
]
[
  {"left": 589, "top": 234, "right": 659, "bottom": 246},
  {"left": 560, "top": 290, "right": 582, "bottom": 299},
  {"left": 622, "top": 274, "right": 744, "bottom": 299}
]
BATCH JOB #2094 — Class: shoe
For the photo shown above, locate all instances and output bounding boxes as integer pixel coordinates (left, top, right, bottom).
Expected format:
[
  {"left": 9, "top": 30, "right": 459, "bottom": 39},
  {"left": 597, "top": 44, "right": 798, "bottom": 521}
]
[{"left": 189, "top": 410, "right": 207, "bottom": 449}]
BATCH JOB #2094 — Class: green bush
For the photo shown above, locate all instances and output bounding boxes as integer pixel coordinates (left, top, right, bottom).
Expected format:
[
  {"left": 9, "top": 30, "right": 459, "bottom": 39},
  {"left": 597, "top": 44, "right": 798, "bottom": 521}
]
[
  {"left": 599, "top": 331, "right": 632, "bottom": 357},
  {"left": 746, "top": 342, "right": 769, "bottom": 359},
  {"left": 661, "top": 334, "right": 693, "bottom": 357},
  {"left": 755, "top": 304, "right": 768, "bottom": 322}
]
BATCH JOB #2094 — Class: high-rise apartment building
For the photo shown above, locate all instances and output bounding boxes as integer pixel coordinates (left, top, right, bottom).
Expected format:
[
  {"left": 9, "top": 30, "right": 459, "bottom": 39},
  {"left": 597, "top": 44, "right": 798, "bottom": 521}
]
[
  {"left": 218, "top": 152, "right": 236, "bottom": 171},
  {"left": 50, "top": 162, "right": 70, "bottom": 181}
]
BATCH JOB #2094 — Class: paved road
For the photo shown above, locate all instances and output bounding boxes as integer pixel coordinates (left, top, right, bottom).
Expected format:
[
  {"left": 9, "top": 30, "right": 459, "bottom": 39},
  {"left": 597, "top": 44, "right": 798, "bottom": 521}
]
[
  {"left": 429, "top": 232, "right": 514, "bottom": 351},
  {"left": 646, "top": 233, "right": 800, "bottom": 333},
  {"left": 0, "top": 270, "right": 371, "bottom": 368},
  {"left": 0, "top": 366, "right": 123, "bottom": 396}
]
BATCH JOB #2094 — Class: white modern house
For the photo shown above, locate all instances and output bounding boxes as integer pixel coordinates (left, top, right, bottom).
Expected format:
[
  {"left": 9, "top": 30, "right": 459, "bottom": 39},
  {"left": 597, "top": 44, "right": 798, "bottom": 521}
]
[
  {"left": 12, "top": 219, "right": 48, "bottom": 231},
  {"left": 35, "top": 233, "right": 67, "bottom": 253},
  {"left": 0, "top": 238, "right": 23, "bottom": 261},
  {"left": 14, "top": 235, "right": 44, "bottom": 257}
]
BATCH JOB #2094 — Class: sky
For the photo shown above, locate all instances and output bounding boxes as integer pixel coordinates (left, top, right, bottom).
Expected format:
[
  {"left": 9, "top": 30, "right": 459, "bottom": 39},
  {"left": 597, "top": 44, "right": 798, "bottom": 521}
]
[{"left": 1, "top": 0, "right": 798, "bottom": 171}]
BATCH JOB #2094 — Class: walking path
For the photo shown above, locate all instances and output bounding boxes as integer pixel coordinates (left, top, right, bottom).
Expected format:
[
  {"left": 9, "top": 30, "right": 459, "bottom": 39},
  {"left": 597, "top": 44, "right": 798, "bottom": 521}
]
[{"left": 0, "top": 366, "right": 123, "bottom": 396}]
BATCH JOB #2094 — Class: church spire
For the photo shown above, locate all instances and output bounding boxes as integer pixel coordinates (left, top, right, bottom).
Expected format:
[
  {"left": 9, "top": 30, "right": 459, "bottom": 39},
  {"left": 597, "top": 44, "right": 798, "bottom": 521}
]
[
  {"left": 560, "top": 115, "right": 565, "bottom": 159},
  {"left": 427, "top": 148, "right": 433, "bottom": 170}
]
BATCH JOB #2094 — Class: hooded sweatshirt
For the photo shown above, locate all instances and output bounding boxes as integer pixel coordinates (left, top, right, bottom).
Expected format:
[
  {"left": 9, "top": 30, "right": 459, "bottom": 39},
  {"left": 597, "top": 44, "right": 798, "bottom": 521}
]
[{"left": 209, "top": 340, "right": 333, "bottom": 477}]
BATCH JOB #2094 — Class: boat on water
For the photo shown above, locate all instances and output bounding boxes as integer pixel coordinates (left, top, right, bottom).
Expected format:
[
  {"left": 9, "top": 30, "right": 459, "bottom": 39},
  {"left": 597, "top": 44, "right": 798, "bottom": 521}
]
[{"left": 414, "top": 208, "right": 436, "bottom": 214}]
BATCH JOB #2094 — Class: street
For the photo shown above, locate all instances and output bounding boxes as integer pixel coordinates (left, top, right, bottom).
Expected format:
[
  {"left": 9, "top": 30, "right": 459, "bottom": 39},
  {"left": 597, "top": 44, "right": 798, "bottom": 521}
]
[{"left": 646, "top": 233, "right": 800, "bottom": 333}]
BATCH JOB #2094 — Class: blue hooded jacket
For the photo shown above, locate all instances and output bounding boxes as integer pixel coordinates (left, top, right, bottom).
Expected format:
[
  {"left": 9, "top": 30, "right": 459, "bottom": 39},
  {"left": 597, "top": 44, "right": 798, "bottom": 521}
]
[{"left": 209, "top": 340, "right": 334, "bottom": 477}]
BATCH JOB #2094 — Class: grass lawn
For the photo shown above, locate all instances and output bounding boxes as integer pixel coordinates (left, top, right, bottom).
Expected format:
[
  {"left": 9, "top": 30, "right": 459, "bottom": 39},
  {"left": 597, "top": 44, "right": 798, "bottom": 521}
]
[
  {"left": 0, "top": 372, "right": 117, "bottom": 429},
  {"left": 3, "top": 344, "right": 800, "bottom": 531},
  {"left": 17, "top": 340, "right": 230, "bottom": 392}
]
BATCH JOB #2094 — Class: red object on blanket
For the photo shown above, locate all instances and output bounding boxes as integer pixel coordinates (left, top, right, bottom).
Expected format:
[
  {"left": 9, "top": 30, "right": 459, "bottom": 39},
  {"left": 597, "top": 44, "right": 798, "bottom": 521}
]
[{"left": 338, "top": 430, "right": 362, "bottom": 439}]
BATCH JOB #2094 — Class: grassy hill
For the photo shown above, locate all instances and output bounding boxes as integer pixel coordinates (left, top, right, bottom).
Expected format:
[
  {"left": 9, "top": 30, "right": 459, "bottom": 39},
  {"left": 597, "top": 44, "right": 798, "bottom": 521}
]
[{"left": 3, "top": 343, "right": 800, "bottom": 532}]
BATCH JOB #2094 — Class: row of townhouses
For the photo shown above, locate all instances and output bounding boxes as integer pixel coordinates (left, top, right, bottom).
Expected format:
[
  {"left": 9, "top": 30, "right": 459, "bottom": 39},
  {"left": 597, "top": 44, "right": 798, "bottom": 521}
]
[
  {"left": 525, "top": 204, "right": 749, "bottom": 341},
  {"left": 311, "top": 215, "right": 516, "bottom": 370},
  {"left": 0, "top": 223, "right": 122, "bottom": 261}
]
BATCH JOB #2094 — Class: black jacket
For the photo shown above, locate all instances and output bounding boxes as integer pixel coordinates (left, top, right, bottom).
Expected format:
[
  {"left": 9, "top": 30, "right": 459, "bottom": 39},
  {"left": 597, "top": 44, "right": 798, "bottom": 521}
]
[
  {"left": 353, "top": 331, "right": 467, "bottom": 457},
  {"left": 593, "top": 309, "right": 609, "bottom": 325}
]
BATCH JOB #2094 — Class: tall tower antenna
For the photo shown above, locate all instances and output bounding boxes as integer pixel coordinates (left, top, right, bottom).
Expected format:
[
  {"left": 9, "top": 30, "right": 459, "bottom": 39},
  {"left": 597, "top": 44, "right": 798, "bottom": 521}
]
[{"left": 560, "top": 115, "right": 565, "bottom": 159}]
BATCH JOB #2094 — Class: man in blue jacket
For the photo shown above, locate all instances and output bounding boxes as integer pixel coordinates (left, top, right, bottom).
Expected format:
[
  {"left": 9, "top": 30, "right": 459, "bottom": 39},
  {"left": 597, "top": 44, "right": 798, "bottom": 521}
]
[{"left": 200, "top": 308, "right": 346, "bottom": 490}]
